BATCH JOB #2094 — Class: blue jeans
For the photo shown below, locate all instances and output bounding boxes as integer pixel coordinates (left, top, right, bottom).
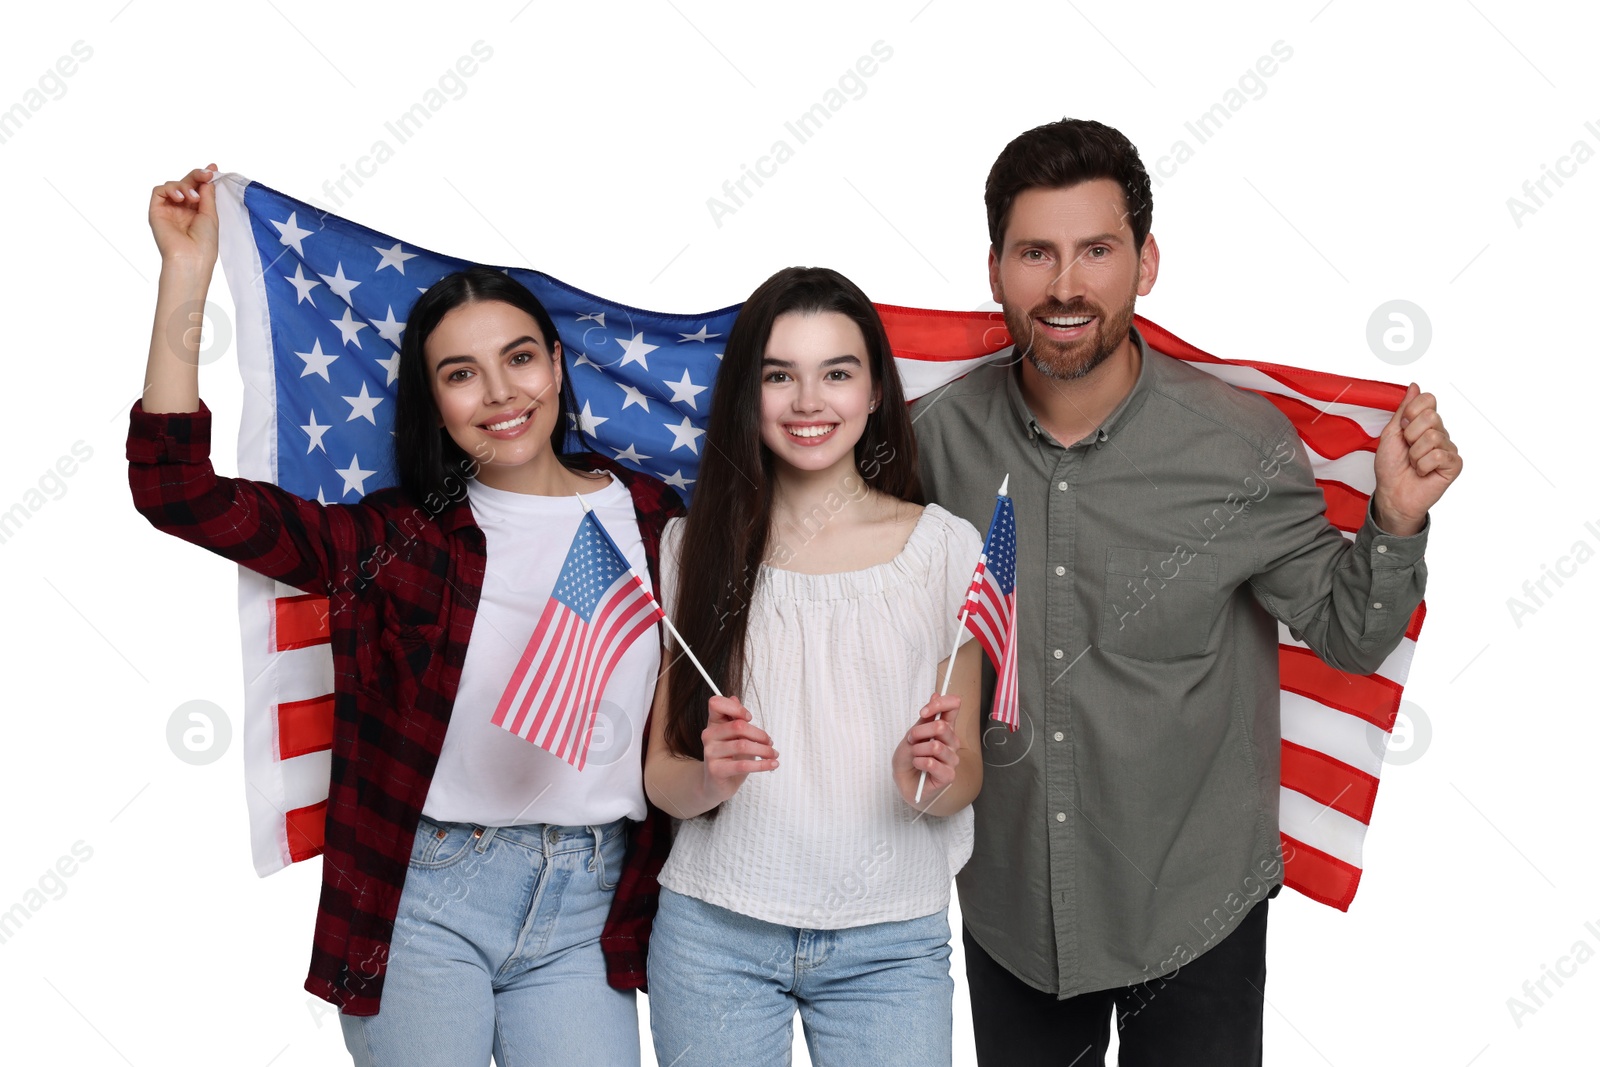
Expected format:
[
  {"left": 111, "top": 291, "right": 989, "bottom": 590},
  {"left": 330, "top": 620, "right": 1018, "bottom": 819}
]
[
  {"left": 647, "top": 888, "right": 954, "bottom": 1067},
  {"left": 339, "top": 816, "right": 639, "bottom": 1067}
]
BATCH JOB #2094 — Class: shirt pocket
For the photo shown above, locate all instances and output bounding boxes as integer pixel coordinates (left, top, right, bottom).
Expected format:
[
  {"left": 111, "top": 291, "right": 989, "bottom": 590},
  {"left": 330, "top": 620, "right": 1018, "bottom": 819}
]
[
  {"left": 356, "top": 597, "right": 446, "bottom": 702},
  {"left": 1101, "top": 546, "right": 1218, "bottom": 661}
]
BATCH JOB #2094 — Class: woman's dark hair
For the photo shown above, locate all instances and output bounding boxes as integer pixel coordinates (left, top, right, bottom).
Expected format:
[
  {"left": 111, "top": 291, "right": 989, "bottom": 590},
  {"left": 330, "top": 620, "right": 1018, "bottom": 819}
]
[
  {"left": 985, "top": 117, "right": 1154, "bottom": 253},
  {"left": 392, "top": 266, "right": 579, "bottom": 508},
  {"left": 663, "top": 266, "right": 923, "bottom": 759}
]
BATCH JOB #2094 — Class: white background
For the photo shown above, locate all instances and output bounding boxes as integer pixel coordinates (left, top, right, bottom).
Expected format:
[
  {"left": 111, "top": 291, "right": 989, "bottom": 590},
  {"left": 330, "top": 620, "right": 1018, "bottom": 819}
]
[{"left": 1, "top": 1, "right": 1595, "bottom": 1064}]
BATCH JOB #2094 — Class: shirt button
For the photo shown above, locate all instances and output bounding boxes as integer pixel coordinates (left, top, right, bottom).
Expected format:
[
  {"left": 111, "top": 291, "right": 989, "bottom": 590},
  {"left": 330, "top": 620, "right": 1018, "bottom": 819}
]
[
  {"left": 1056, "top": 812, "right": 1067, "bottom": 823},
  {"left": 1053, "top": 649, "right": 1064, "bottom": 659},
  {"left": 1053, "top": 731, "right": 1064, "bottom": 742},
  {"left": 1057, "top": 480, "right": 1069, "bottom": 491},
  {"left": 1372, "top": 602, "right": 1384, "bottom": 610},
  {"left": 1054, "top": 566, "right": 1066, "bottom": 576},
  {"left": 1376, "top": 544, "right": 1389, "bottom": 554}
]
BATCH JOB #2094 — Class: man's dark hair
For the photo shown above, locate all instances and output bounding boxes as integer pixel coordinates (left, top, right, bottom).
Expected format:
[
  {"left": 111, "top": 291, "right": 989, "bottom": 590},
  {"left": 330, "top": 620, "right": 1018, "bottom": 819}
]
[{"left": 985, "top": 118, "right": 1154, "bottom": 253}]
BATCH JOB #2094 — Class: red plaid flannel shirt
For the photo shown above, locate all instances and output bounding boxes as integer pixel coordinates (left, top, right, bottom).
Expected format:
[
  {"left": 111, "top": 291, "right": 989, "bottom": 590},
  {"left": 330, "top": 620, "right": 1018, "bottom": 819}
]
[{"left": 128, "top": 400, "right": 683, "bottom": 1016}]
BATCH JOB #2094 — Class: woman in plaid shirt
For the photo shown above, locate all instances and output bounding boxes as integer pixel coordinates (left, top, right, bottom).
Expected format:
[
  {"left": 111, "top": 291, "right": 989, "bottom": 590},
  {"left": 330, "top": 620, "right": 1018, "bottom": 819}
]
[{"left": 131, "top": 166, "right": 681, "bottom": 1066}]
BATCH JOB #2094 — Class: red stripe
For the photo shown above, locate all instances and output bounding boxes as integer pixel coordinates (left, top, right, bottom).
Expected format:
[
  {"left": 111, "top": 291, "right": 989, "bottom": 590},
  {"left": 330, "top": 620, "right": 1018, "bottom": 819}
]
[
  {"left": 285, "top": 801, "right": 327, "bottom": 864},
  {"left": 277, "top": 693, "right": 334, "bottom": 760},
  {"left": 1280, "top": 740, "right": 1380, "bottom": 824},
  {"left": 549, "top": 589, "right": 631, "bottom": 755},
  {"left": 1279, "top": 645, "right": 1402, "bottom": 730},
  {"left": 554, "top": 586, "right": 654, "bottom": 760},
  {"left": 522, "top": 609, "right": 580, "bottom": 740},
  {"left": 274, "top": 594, "right": 330, "bottom": 651},
  {"left": 1263, "top": 393, "right": 1378, "bottom": 460},
  {"left": 1280, "top": 833, "right": 1362, "bottom": 912},
  {"left": 569, "top": 601, "right": 660, "bottom": 768},
  {"left": 523, "top": 608, "right": 580, "bottom": 737},
  {"left": 1317, "top": 480, "right": 1371, "bottom": 532},
  {"left": 876, "top": 303, "right": 1012, "bottom": 362},
  {"left": 1405, "top": 602, "right": 1427, "bottom": 642}
]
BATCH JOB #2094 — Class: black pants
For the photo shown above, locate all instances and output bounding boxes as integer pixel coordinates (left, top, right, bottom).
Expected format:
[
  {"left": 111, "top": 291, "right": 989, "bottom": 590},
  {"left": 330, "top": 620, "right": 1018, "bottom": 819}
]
[{"left": 965, "top": 899, "right": 1268, "bottom": 1067}]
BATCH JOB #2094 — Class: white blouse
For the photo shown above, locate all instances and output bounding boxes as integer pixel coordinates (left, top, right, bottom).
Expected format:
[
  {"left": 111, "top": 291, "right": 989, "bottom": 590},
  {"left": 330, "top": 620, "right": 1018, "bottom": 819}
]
[{"left": 657, "top": 504, "right": 982, "bottom": 929}]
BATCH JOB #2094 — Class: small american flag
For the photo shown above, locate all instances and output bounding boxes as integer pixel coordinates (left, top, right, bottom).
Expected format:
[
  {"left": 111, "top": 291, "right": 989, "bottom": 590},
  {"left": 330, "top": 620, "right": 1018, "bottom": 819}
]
[
  {"left": 491, "top": 508, "right": 664, "bottom": 770},
  {"left": 963, "top": 485, "right": 1020, "bottom": 731}
]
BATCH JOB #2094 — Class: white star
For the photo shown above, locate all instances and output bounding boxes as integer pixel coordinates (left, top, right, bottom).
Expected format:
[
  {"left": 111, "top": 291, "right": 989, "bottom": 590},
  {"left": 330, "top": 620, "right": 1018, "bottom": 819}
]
[
  {"left": 613, "top": 442, "right": 652, "bottom": 464},
  {"left": 662, "top": 469, "right": 695, "bottom": 491},
  {"left": 343, "top": 381, "right": 383, "bottom": 424},
  {"left": 373, "top": 306, "right": 406, "bottom": 345},
  {"left": 665, "top": 415, "right": 705, "bottom": 454},
  {"left": 573, "top": 351, "right": 603, "bottom": 371},
  {"left": 373, "top": 241, "right": 418, "bottom": 274},
  {"left": 374, "top": 348, "right": 401, "bottom": 386},
  {"left": 665, "top": 369, "right": 708, "bottom": 410},
  {"left": 577, "top": 311, "right": 606, "bottom": 326},
  {"left": 331, "top": 307, "right": 368, "bottom": 348},
  {"left": 677, "top": 325, "right": 720, "bottom": 343},
  {"left": 301, "top": 410, "right": 331, "bottom": 453},
  {"left": 615, "top": 331, "right": 659, "bottom": 370},
  {"left": 295, "top": 338, "right": 338, "bottom": 381},
  {"left": 714, "top": 351, "right": 723, "bottom": 361},
  {"left": 572, "top": 401, "right": 609, "bottom": 437},
  {"left": 616, "top": 382, "right": 651, "bottom": 412},
  {"left": 272, "top": 212, "right": 313, "bottom": 255},
  {"left": 284, "top": 264, "right": 321, "bottom": 305},
  {"left": 318, "top": 263, "right": 361, "bottom": 304},
  {"left": 316, "top": 486, "right": 328, "bottom": 505},
  {"left": 335, "top": 453, "right": 375, "bottom": 497}
]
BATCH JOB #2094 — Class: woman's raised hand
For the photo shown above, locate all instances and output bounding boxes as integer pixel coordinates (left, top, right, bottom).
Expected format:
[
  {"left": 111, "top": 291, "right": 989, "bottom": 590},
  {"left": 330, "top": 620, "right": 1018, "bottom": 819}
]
[
  {"left": 700, "top": 695, "right": 778, "bottom": 801},
  {"left": 893, "top": 694, "right": 962, "bottom": 809},
  {"left": 149, "top": 165, "right": 220, "bottom": 272}
]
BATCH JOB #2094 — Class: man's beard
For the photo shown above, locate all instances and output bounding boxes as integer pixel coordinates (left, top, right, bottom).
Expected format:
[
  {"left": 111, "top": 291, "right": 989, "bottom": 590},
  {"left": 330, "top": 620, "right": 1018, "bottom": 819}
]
[{"left": 1005, "top": 289, "right": 1137, "bottom": 381}]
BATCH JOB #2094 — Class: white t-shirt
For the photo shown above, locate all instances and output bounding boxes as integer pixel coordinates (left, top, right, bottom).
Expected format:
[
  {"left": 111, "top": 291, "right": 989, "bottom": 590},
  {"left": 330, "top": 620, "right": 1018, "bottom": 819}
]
[
  {"left": 656, "top": 504, "right": 983, "bottom": 929},
  {"left": 421, "top": 474, "right": 658, "bottom": 827}
]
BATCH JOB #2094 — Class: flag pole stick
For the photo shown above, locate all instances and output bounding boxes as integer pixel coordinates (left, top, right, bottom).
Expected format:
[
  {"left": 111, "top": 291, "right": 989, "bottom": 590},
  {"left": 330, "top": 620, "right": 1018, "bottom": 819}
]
[
  {"left": 915, "top": 473, "right": 1009, "bottom": 805},
  {"left": 576, "top": 494, "right": 723, "bottom": 698}
]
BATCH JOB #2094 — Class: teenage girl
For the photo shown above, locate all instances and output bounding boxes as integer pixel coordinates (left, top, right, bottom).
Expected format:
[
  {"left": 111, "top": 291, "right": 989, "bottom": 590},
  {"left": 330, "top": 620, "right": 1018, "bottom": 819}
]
[
  {"left": 131, "top": 166, "right": 678, "bottom": 1066},
  {"left": 644, "top": 266, "right": 985, "bottom": 1065}
]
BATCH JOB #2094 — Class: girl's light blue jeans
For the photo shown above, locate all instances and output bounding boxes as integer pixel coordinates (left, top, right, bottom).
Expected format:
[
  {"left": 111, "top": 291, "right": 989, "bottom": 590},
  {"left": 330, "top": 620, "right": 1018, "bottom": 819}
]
[
  {"left": 647, "top": 887, "right": 954, "bottom": 1067},
  {"left": 339, "top": 815, "right": 639, "bottom": 1067}
]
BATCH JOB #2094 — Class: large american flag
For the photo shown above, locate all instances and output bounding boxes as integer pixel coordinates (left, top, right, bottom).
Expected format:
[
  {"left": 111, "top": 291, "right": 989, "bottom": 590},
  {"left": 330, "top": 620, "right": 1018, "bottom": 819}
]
[
  {"left": 491, "top": 510, "right": 664, "bottom": 770},
  {"left": 962, "top": 487, "right": 1020, "bottom": 732},
  {"left": 215, "top": 173, "right": 1423, "bottom": 912}
]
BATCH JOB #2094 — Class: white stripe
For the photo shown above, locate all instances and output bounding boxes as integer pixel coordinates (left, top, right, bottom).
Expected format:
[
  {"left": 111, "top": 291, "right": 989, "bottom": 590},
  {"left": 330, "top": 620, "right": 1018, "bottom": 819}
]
[
  {"left": 1304, "top": 441, "right": 1376, "bottom": 496},
  {"left": 270, "top": 641, "right": 336, "bottom": 702},
  {"left": 1280, "top": 691, "right": 1388, "bottom": 780},
  {"left": 1279, "top": 787, "right": 1368, "bottom": 868},
  {"left": 220, "top": 174, "right": 299, "bottom": 878},
  {"left": 1191, "top": 362, "right": 1394, "bottom": 437},
  {"left": 1277, "top": 628, "right": 1417, "bottom": 686},
  {"left": 278, "top": 750, "right": 333, "bottom": 814},
  {"left": 895, "top": 353, "right": 1003, "bottom": 402}
]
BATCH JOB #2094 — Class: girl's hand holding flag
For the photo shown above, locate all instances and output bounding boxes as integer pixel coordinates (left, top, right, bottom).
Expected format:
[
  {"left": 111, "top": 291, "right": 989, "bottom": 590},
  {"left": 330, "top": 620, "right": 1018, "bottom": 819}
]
[
  {"left": 700, "top": 695, "right": 779, "bottom": 801},
  {"left": 893, "top": 691, "right": 965, "bottom": 811}
]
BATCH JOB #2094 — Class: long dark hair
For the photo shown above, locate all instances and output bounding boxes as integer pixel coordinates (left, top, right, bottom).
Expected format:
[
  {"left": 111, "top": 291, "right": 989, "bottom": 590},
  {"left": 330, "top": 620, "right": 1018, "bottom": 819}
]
[
  {"left": 392, "top": 266, "right": 579, "bottom": 508},
  {"left": 663, "top": 266, "right": 923, "bottom": 758}
]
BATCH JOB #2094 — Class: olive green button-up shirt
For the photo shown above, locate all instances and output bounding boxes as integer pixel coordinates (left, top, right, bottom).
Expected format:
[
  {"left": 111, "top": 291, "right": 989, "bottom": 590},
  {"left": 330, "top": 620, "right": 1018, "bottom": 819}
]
[{"left": 912, "top": 329, "right": 1427, "bottom": 998}]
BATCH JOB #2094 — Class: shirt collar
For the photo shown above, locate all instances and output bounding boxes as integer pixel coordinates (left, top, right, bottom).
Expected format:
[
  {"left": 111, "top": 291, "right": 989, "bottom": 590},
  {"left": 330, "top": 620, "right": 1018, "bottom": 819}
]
[{"left": 1003, "top": 324, "right": 1155, "bottom": 448}]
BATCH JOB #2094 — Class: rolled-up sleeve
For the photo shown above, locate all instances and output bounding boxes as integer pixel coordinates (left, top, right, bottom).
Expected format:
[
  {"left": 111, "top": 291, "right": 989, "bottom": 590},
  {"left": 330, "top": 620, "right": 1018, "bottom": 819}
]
[{"left": 127, "top": 400, "right": 378, "bottom": 596}]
